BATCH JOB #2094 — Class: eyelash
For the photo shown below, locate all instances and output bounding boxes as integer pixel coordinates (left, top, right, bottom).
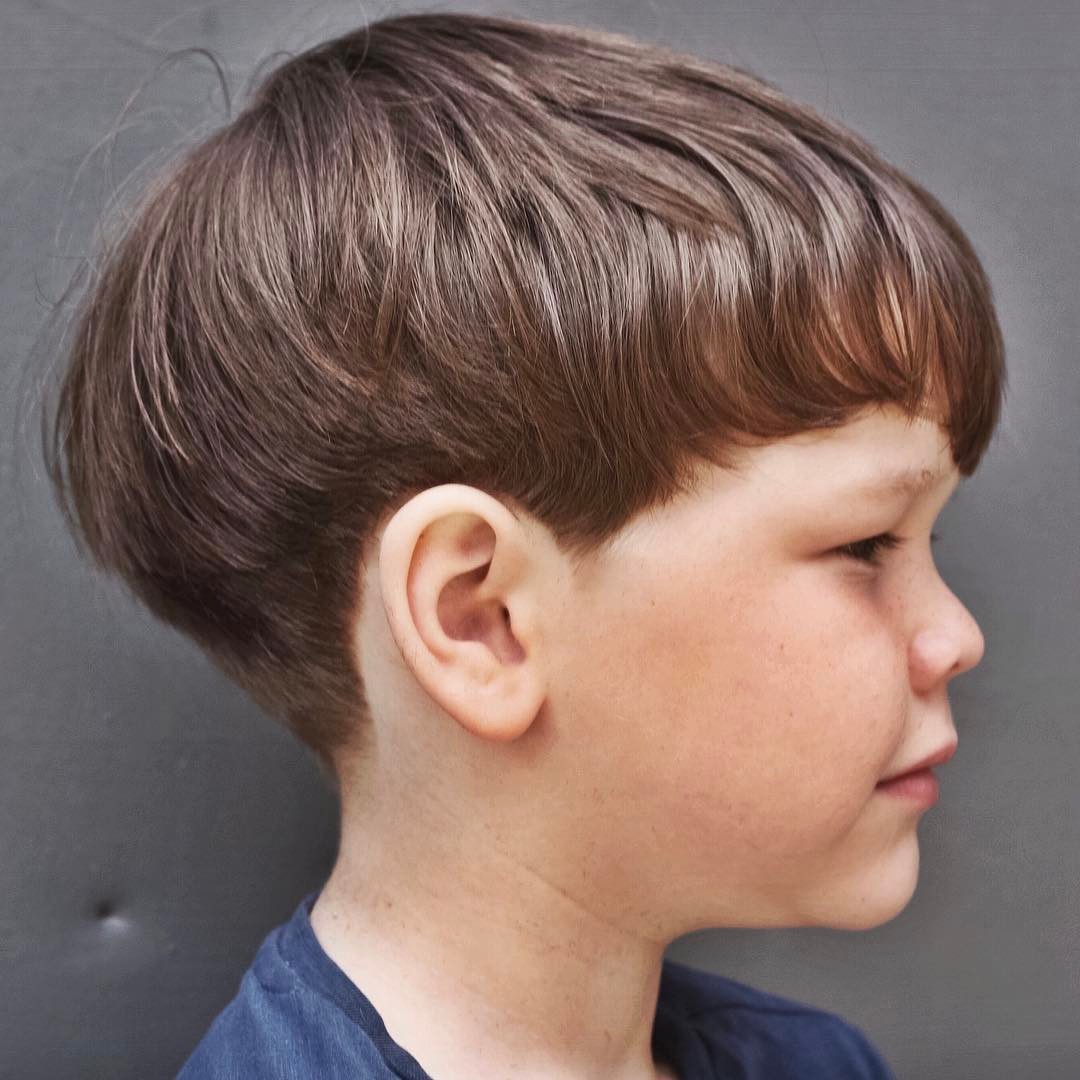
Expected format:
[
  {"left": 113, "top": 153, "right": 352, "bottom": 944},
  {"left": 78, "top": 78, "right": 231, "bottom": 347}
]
[{"left": 838, "top": 531, "right": 941, "bottom": 566}]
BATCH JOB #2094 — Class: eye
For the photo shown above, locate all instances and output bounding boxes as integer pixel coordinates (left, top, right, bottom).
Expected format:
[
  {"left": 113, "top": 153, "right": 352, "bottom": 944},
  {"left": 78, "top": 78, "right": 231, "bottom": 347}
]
[{"left": 838, "top": 531, "right": 941, "bottom": 567}]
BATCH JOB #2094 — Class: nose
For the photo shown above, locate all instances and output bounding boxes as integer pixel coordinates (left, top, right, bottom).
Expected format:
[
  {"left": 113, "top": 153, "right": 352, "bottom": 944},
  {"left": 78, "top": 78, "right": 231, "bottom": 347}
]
[
  {"left": 911, "top": 587, "right": 985, "bottom": 689},
  {"left": 943, "top": 580, "right": 986, "bottom": 679}
]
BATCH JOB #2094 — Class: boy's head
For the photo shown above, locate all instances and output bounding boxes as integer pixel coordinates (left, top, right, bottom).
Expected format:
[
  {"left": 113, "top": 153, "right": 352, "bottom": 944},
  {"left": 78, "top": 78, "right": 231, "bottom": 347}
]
[
  {"left": 45, "top": 10, "right": 1003, "bottom": 928},
  {"left": 362, "top": 402, "right": 983, "bottom": 934}
]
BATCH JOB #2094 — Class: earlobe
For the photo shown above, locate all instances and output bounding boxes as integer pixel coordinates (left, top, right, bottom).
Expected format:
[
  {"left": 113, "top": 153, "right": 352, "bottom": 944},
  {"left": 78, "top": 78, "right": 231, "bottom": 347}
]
[{"left": 377, "top": 484, "right": 547, "bottom": 744}]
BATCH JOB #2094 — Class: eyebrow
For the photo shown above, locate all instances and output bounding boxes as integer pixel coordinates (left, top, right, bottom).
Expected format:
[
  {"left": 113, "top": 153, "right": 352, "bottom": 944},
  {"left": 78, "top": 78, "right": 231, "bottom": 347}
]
[{"left": 846, "top": 466, "right": 955, "bottom": 500}]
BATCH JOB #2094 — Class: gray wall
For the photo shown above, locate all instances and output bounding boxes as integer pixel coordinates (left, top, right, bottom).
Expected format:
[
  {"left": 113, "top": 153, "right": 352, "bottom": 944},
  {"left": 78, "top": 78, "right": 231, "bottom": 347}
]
[{"left": 2, "top": 1, "right": 1075, "bottom": 1077}]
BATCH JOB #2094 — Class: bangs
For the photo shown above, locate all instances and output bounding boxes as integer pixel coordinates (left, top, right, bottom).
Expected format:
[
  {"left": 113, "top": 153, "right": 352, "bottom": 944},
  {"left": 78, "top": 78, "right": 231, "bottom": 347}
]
[{"left": 604, "top": 120, "right": 1006, "bottom": 483}]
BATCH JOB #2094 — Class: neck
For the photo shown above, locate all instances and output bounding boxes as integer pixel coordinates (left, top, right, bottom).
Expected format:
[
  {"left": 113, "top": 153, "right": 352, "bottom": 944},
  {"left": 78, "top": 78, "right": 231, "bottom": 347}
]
[{"left": 308, "top": 808, "right": 679, "bottom": 1080}]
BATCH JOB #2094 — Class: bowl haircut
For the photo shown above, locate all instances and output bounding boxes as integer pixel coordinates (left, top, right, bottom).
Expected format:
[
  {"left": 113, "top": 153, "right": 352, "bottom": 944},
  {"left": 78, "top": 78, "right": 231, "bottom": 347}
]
[{"left": 41, "top": 12, "right": 1007, "bottom": 793}]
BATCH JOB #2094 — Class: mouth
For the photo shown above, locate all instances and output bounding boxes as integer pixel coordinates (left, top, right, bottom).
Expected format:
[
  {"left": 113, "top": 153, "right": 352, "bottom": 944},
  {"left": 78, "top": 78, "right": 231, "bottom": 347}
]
[
  {"left": 875, "top": 767, "right": 940, "bottom": 805},
  {"left": 878, "top": 740, "right": 957, "bottom": 784}
]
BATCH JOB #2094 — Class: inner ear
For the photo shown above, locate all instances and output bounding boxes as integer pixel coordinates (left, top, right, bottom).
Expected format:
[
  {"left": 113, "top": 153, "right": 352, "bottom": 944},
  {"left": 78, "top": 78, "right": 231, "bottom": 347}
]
[{"left": 436, "top": 563, "right": 491, "bottom": 640}]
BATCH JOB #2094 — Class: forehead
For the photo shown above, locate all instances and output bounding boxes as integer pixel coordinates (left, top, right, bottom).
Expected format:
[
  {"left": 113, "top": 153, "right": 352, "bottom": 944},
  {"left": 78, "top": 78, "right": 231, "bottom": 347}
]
[
  {"left": 606, "top": 407, "right": 958, "bottom": 561},
  {"left": 746, "top": 409, "right": 953, "bottom": 485},
  {"left": 681, "top": 408, "right": 958, "bottom": 521}
]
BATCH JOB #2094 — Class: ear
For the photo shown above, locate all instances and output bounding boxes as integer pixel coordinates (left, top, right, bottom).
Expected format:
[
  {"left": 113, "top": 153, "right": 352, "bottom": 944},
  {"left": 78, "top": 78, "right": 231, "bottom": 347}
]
[{"left": 377, "top": 484, "right": 548, "bottom": 742}]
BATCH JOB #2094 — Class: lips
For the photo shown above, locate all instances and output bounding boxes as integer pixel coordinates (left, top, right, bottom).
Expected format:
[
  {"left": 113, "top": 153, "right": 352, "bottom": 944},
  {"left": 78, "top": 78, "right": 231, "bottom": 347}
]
[{"left": 879, "top": 740, "right": 958, "bottom": 783}]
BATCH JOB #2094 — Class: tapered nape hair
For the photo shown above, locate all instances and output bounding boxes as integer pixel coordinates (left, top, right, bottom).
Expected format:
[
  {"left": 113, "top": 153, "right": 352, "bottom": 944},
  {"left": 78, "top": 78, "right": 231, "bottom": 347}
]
[{"left": 43, "top": 10, "right": 1006, "bottom": 792}]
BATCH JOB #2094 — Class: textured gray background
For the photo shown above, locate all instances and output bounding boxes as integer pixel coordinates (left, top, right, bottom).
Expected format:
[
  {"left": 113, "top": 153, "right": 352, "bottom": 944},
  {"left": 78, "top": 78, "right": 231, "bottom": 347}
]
[{"left": 2, "top": 1, "right": 1076, "bottom": 1078}]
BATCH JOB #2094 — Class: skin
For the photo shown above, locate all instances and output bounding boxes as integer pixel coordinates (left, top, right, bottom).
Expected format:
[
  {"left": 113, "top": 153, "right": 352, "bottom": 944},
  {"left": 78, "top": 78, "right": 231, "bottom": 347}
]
[{"left": 309, "top": 402, "right": 985, "bottom": 1080}]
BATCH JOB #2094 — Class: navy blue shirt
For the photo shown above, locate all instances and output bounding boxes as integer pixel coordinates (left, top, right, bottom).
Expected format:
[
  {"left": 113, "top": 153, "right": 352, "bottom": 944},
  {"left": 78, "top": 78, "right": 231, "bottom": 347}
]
[{"left": 177, "top": 888, "right": 897, "bottom": 1078}]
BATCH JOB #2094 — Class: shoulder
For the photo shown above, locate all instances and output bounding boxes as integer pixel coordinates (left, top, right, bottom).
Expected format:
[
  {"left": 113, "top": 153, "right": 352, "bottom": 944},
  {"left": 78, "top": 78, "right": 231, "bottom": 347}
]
[
  {"left": 174, "top": 967, "right": 289, "bottom": 1080},
  {"left": 660, "top": 958, "right": 897, "bottom": 1079},
  {"left": 174, "top": 967, "right": 394, "bottom": 1080}
]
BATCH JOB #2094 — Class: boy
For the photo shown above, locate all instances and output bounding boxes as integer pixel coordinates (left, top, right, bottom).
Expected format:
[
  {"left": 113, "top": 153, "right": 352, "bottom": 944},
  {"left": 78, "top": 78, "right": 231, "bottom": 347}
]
[{"left": 45, "top": 9, "right": 1004, "bottom": 1079}]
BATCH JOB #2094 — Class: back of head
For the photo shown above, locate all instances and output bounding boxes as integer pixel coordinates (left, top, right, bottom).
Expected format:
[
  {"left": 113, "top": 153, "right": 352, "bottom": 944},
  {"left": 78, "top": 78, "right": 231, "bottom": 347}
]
[{"left": 41, "top": 10, "right": 1006, "bottom": 791}]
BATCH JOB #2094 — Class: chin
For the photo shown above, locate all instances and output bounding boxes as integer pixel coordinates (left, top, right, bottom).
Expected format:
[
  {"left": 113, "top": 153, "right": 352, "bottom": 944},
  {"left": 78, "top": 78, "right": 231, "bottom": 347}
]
[
  {"left": 802, "top": 836, "right": 923, "bottom": 930},
  {"left": 833, "top": 891, "right": 919, "bottom": 931}
]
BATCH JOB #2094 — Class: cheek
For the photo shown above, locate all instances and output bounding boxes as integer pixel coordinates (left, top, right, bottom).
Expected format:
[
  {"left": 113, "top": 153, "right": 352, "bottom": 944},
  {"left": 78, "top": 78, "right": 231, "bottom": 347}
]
[
  {"left": 636, "top": 570, "right": 905, "bottom": 840},
  {"left": 553, "top": 554, "right": 906, "bottom": 855}
]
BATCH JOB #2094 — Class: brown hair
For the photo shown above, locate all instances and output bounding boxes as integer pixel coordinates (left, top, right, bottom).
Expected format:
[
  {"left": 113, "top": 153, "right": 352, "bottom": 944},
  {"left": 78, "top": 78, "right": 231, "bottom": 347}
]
[{"left": 40, "top": 10, "right": 1007, "bottom": 793}]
